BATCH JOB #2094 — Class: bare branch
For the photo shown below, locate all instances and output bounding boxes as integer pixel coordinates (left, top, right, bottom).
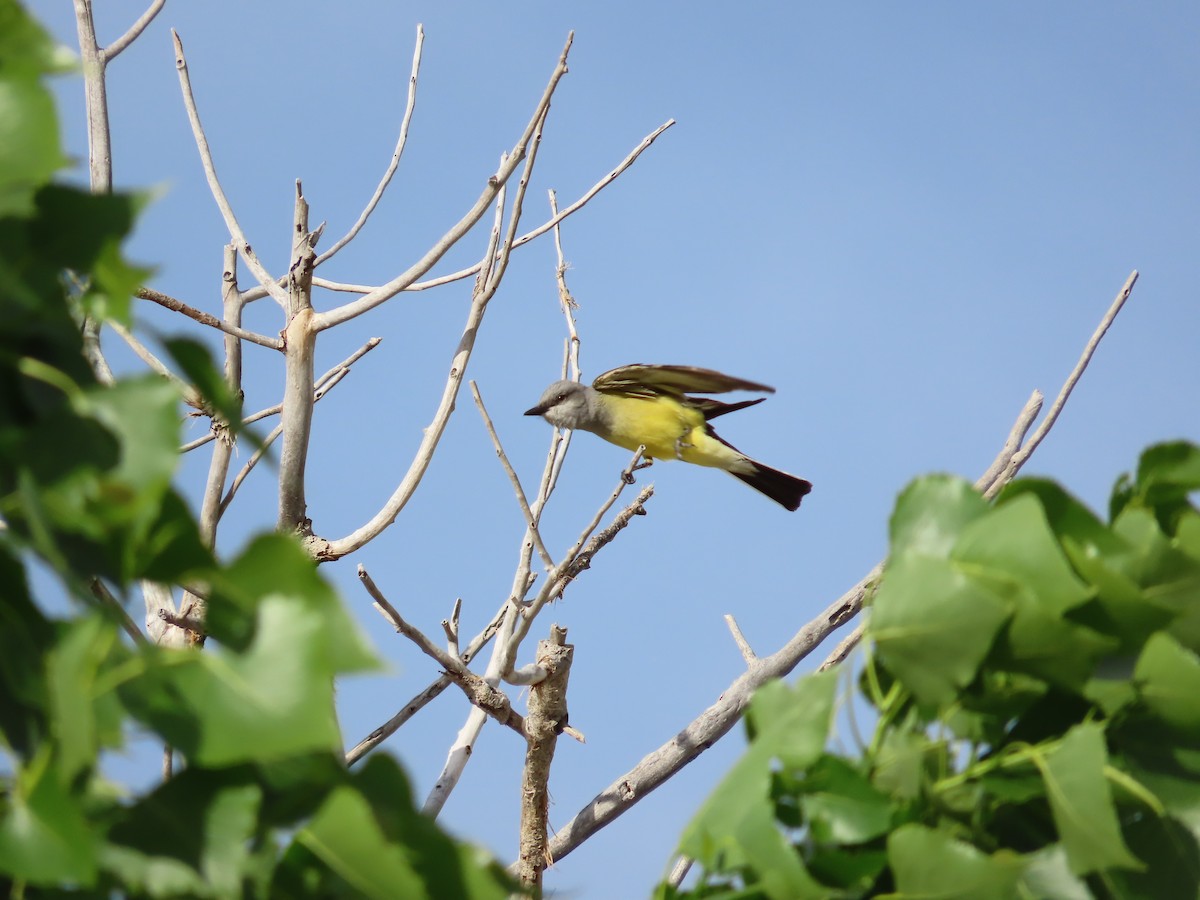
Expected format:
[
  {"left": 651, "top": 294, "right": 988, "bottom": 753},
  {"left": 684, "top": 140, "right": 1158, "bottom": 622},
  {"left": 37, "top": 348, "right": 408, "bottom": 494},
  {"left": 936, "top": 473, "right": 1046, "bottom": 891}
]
[
  {"left": 549, "top": 189, "right": 582, "bottom": 383},
  {"left": 985, "top": 269, "right": 1139, "bottom": 495},
  {"left": 344, "top": 599, "right": 509, "bottom": 766},
  {"left": 471, "top": 381, "right": 554, "bottom": 569},
  {"left": 242, "top": 118, "right": 674, "bottom": 305},
  {"left": 319, "top": 155, "right": 518, "bottom": 559},
  {"left": 196, "top": 245, "right": 243, "bottom": 589},
  {"left": 505, "top": 482, "right": 653, "bottom": 668},
  {"left": 817, "top": 621, "right": 865, "bottom": 672},
  {"left": 724, "top": 614, "right": 757, "bottom": 665},
  {"left": 277, "top": 184, "right": 322, "bottom": 531},
  {"left": 137, "top": 287, "right": 282, "bottom": 349},
  {"left": 362, "top": 567, "right": 525, "bottom": 737},
  {"left": 316, "top": 25, "right": 424, "bottom": 265},
  {"left": 537, "top": 568, "right": 874, "bottom": 868},
  {"left": 974, "top": 389, "right": 1042, "bottom": 494},
  {"left": 406, "top": 120, "right": 676, "bottom": 295},
  {"left": 312, "top": 33, "right": 574, "bottom": 332},
  {"left": 71, "top": 0, "right": 113, "bottom": 192},
  {"left": 442, "top": 598, "right": 462, "bottom": 657},
  {"left": 90, "top": 578, "right": 146, "bottom": 645},
  {"left": 107, "top": 319, "right": 201, "bottom": 407},
  {"left": 182, "top": 337, "right": 379, "bottom": 453},
  {"left": 103, "top": 0, "right": 165, "bottom": 62},
  {"left": 171, "top": 29, "right": 289, "bottom": 306},
  {"left": 517, "top": 626, "right": 574, "bottom": 892},
  {"left": 218, "top": 347, "right": 362, "bottom": 518}
]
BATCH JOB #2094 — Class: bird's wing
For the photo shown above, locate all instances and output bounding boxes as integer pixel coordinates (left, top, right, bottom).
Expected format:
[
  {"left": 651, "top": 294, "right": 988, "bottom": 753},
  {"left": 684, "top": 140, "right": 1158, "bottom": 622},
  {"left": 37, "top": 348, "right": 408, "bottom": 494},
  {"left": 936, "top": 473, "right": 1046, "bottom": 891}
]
[
  {"left": 689, "top": 396, "right": 767, "bottom": 421},
  {"left": 591, "top": 364, "right": 775, "bottom": 399}
]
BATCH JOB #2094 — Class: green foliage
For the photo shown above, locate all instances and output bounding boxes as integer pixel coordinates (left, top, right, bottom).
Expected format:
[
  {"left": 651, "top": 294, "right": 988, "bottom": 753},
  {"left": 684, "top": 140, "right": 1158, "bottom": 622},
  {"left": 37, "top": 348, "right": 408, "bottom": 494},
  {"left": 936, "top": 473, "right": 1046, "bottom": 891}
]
[
  {"left": 0, "top": 3, "right": 514, "bottom": 896},
  {"left": 669, "top": 443, "right": 1200, "bottom": 898}
]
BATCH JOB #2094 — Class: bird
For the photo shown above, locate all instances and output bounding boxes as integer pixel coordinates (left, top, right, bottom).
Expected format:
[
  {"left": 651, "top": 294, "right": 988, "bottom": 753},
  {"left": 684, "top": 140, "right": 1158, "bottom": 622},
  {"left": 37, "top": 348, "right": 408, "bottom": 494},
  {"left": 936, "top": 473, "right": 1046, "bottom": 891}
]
[{"left": 524, "top": 364, "right": 812, "bottom": 511}]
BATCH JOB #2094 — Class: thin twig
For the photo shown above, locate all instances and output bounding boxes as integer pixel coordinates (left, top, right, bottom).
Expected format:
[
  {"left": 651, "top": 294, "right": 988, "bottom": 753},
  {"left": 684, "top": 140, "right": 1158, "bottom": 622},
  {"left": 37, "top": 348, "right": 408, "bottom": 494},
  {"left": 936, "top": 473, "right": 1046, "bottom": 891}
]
[
  {"left": 137, "top": 288, "right": 282, "bottom": 349},
  {"left": 817, "top": 621, "right": 866, "bottom": 672},
  {"left": 90, "top": 578, "right": 146, "bottom": 645},
  {"left": 278, "top": 120, "right": 676, "bottom": 303},
  {"left": 549, "top": 189, "right": 582, "bottom": 383},
  {"left": 321, "top": 111, "right": 547, "bottom": 559},
  {"left": 974, "top": 390, "right": 1043, "bottom": 494},
  {"left": 407, "top": 120, "right": 675, "bottom": 295},
  {"left": 361, "top": 567, "right": 525, "bottom": 737},
  {"left": 316, "top": 25, "right": 424, "bottom": 266},
  {"left": 667, "top": 857, "right": 693, "bottom": 890},
  {"left": 344, "top": 600, "right": 510, "bottom": 766},
  {"left": 987, "top": 270, "right": 1139, "bottom": 494},
  {"left": 508, "top": 483, "right": 653, "bottom": 659},
  {"left": 104, "top": 0, "right": 165, "bottom": 61},
  {"left": 107, "top": 319, "right": 202, "bottom": 408},
  {"left": 442, "top": 598, "right": 462, "bottom": 657},
  {"left": 181, "top": 337, "right": 380, "bottom": 452},
  {"left": 171, "top": 30, "right": 289, "bottom": 306},
  {"left": 471, "top": 381, "right": 554, "bottom": 569},
  {"left": 724, "top": 614, "right": 757, "bottom": 665},
  {"left": 311, "top": 33, "right": 574, "bottom": 332}
]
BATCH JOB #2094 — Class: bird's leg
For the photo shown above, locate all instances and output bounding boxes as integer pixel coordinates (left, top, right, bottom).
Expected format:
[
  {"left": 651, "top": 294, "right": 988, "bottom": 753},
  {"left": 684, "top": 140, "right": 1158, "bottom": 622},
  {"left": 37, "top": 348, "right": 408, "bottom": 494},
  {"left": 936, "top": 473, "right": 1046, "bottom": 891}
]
[{"left": 674, "top": 426, "right": 693, "bottom": 461}]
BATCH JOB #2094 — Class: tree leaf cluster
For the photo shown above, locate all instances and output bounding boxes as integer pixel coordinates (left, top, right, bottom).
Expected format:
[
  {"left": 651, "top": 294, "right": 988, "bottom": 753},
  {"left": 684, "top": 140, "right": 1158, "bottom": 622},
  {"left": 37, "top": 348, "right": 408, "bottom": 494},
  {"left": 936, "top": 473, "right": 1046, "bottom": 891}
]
[
  {"left": 669, "top": 444, "right": 1200, "bottom": 898},
  {"left": 0, "top": 3, "right": 514, "bottom": 896}
]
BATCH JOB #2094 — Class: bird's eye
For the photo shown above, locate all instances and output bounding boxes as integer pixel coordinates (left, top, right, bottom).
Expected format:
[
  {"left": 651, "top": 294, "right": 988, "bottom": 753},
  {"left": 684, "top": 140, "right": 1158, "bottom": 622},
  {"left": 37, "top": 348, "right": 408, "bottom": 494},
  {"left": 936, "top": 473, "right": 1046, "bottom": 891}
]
[{"left": 556, "top": 393, "right": 567, "bottom": 402}]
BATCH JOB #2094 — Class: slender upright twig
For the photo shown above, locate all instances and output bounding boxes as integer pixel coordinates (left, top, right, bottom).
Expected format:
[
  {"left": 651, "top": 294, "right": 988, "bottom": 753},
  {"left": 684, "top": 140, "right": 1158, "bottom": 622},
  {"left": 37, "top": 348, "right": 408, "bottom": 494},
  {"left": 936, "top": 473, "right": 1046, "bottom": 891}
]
[
  {"left": 171, "top": 30, "right": 290, "bottom": 306},
  {"left": 316, "top": 25, "right": 425, "bottom": 266}
]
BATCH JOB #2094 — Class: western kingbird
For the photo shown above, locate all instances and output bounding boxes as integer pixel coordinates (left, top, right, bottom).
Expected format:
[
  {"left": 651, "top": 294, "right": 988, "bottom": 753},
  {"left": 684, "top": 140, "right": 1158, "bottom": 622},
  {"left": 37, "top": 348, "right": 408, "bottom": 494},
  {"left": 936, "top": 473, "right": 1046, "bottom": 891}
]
[{"left": 524, "top": 364, "right": 812, "bottom": 510}]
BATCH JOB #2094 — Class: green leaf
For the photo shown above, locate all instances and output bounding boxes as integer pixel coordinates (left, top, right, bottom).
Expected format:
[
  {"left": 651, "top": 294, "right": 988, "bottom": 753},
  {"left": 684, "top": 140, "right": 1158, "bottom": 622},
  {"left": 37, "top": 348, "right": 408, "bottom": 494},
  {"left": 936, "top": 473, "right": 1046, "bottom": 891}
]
[
  {"left": 871, "top": 729, "right": 928, "bottom": 800},
  {"left": 46, "top": 614, "right": 123, "bottom": 781},
  {"left": 296, "top": 787, "right": 438, "bottom": 900},
  {"left": 104, "top": 767, "right": 263, "bottom": 898},
  {"left": 349, "top": 756, "right": 515, "bottom": 899},
  {"left": 123, "top": 535, "right": 377, "bottom": 766},
  {"left": 1134, "top": 632, "right": 1200, "bottom": 736},
  {"left": 1178, "top": 510, "right": 1200, "bottom": 562},
  {"left": 1109, "top": 812, "right": 1200, "bottom": 899},
  {"left": 0, "top": 546, "right": 54, "bottom": 758},
  {"left": 1036, "top": 723, "right": 1143, "bottom": 875},
  {"left": 953, "top": 493, "right": 1092, "bottom": 615},
  {"left": 888, "top": 474, "right": 989, "bottom": 559},
  {"left": 679, "top": 674, "right": 837, "bottom": 899},
  {"left": 798, "top": 755, "right": 892, "bottom": 844},
  {"left": 1135, "top": 441, "right": 1200, "bottom": 525},
  {"left": 208, "top": 534, "right": 377, "bottom": 673},
  {"left": 1017, "top": 845, "right": 1091, "bottom": 900},
  {"left": 29, "top": 185, "right": 145, "bottom": 325},
  {"left": 79, "top": 375, "right": 181, "bottom": 493},
  {"left": 994, "top": 588, "right": 1117, "bottom": 691},
  {"left": 870, "top": 554, "right": 1010, "bottom": 705},
  {"left": 163, "top": 336, "right": 248, "bottom": 433},
  {"left": 0, "top": 750, "right": 99, "bottom": 885},
  {"left": 745, "top": 673, "right": 838, "bottom": 768},
  {"left": 0, "top": 27, "right": 68, "bottom": 215},
  {"left": 1001, "top": 478, "right": 1125, "bottom": 555},
  {"left": 886, "top": 824, "right": 1023, "bottom": 899}
]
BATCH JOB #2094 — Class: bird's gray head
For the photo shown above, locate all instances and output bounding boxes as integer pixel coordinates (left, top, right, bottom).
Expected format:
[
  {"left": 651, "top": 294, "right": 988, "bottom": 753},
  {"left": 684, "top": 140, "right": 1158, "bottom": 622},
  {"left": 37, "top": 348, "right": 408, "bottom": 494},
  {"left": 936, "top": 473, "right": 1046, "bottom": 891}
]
[{"left": 523, "top": 380, "right": 602, "bottom": 432}]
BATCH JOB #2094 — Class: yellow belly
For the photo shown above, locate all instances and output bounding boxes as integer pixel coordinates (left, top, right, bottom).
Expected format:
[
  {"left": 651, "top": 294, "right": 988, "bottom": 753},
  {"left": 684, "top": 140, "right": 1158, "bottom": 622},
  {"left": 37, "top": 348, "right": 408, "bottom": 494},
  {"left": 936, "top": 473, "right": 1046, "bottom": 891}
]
[{"left": 603, "top": 396, "right": 742, "bottom": 470}]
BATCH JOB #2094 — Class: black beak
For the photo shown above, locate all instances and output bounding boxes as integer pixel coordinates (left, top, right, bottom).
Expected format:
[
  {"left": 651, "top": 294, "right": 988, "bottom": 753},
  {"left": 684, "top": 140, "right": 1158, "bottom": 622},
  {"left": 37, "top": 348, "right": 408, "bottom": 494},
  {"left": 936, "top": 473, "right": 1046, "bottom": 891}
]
[{"left": 524, "top": 404, "right": 545, "bottom": 417}]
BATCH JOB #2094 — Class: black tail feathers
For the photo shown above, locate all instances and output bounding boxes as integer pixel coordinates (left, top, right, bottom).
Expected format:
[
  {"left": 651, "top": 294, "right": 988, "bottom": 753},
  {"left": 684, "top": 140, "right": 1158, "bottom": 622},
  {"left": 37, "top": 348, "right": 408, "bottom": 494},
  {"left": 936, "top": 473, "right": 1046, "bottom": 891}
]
[{"left": 731, "top": 462, "right": 812, "bottom": 511}]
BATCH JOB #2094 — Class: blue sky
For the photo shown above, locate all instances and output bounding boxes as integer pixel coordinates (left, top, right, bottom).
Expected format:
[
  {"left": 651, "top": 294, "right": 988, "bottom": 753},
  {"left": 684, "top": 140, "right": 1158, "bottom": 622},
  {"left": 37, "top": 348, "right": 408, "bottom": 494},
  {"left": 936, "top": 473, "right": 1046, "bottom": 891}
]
[{"left": 40, "top": 2, "right": 1200, "bottom": 895}]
